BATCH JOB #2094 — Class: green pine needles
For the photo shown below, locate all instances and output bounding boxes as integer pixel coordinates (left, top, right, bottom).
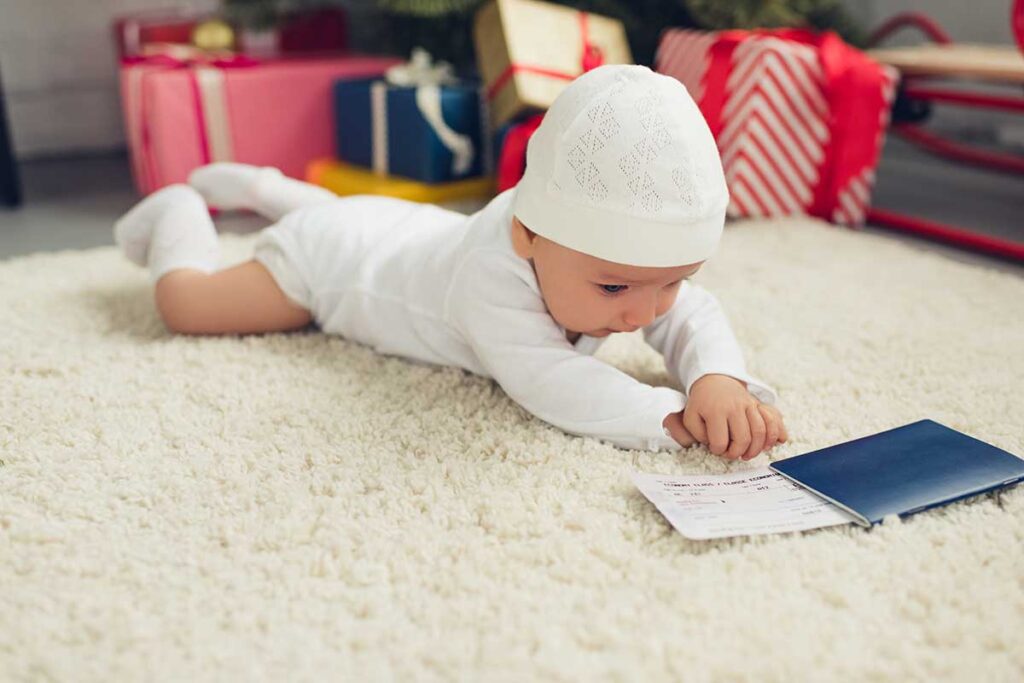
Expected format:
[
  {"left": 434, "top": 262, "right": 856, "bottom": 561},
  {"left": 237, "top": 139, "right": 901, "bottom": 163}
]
[
  {"left": 375, "top": 0, "right": 484, "bottom": 16},
  {"left": 219, "top": 0, "right": 862, "bottom": 66}
]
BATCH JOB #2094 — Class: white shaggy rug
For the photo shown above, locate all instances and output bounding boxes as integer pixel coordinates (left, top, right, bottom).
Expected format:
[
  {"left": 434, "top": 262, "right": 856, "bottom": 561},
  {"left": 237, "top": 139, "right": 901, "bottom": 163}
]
[{"left": 1, "top": 216, "right": 1022, "bottom": 681}]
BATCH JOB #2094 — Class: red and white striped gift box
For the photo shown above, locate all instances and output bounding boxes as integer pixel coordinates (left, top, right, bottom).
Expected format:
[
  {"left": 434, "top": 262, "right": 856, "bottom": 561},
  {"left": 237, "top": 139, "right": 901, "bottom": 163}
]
[{"left": 656, "top": 28, "right": 898, "bottom": 225}]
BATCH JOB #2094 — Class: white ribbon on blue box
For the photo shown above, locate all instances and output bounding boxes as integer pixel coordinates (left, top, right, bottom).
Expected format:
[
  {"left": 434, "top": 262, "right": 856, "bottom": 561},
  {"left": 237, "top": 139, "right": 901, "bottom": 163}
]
[{"left": 335, "top": 48, "right": 491, "bottom": 183}]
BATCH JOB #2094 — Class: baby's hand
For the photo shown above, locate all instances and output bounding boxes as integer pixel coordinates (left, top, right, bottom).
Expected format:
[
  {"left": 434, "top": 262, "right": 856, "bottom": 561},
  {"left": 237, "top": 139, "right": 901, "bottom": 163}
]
[
  {"left": 681, "top": 374, "right": 788, "bottom": 460},
  {"left": 662, "top": 410, "right": 698, "bottom": 447}
]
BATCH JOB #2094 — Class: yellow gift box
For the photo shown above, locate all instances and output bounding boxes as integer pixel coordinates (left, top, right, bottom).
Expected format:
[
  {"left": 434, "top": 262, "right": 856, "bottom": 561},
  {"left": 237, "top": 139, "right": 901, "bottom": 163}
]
[
  {"left": 473, "top": 0, "right": 633, "bottom": 128},
  {"left": 306, "top": 159, "right": 495, "bottom": 203}
]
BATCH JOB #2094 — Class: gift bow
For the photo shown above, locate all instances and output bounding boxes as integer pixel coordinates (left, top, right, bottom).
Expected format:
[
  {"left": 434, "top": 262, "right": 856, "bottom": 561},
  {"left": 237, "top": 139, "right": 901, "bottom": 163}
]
[
  {"left": 486, "top": 11, "right": 605, "bottom": 103},
  {"left": 374, "top": 48, "right": 476, "bottom": 177},
  {"left": 385, "top": 47, "right": 457, "bottom": 87},
  {"left": 122, "top": 42, "right": 261, "bottom": 69}
]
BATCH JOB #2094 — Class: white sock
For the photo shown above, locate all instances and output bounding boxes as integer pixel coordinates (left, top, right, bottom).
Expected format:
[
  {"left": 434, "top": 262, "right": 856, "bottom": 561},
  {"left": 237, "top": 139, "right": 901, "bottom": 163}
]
[
  {"left": 188, "top": 162, "right": 336, "bottom": 221},
  {"left": 113, "top": 184, "right": 220, "bottom": 283}
]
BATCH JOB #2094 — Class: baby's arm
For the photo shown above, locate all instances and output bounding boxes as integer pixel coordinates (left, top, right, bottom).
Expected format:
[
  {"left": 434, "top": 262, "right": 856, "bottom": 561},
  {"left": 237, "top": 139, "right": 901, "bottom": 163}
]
[
  {"left": 644, "top": 282, "right": 785, "bottom": 459},
  {"left": 448, "top": 252, "right": 687, "bottom": 451},
  {"left": 644, "top": 282, "right": 777, "bottom": 403}
]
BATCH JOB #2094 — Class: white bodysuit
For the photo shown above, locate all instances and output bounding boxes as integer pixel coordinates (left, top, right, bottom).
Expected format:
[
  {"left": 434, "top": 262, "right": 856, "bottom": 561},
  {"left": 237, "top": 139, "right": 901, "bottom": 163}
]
[{"left": 253, "top": 188, "right": 777, "bottom": 451}]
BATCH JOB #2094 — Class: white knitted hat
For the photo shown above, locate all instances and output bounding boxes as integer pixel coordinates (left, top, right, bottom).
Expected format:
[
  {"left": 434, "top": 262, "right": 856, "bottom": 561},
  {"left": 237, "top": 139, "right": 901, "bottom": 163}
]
[{"left": 513, "top": 64, "right": 729, "bottom": 267}]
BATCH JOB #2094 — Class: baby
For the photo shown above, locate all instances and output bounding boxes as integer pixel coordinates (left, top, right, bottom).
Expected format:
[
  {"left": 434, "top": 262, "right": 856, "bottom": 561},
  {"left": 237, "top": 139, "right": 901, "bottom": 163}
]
[{"left": 114, "top": 64, "right": 787, "bottom": 459}]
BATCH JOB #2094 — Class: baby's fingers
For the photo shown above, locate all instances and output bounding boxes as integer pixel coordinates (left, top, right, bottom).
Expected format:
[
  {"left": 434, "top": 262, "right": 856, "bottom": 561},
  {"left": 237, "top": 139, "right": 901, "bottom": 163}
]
[
  {"left": 664, "top": 412, "right": 697, "bottom": 447},
  {"left": 725, "top": 411, "right": 751, "bottom": 460},
  {"left": 742, "top": 405, "right": 767, "bottom": 460},
  {"left": 682, "top": 408, "right": 709, "bottom": 445},
  {"left": 758, "top": 404, "right": 785, "bottom": 447},
  {"left": 705, "top": 413, "right": 730, "bottom": 456}
]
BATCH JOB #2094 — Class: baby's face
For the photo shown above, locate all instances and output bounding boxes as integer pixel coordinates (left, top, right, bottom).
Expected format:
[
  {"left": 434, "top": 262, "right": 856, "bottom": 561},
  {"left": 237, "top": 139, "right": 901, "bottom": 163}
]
[{"left": 512, "top": 217, "right": 703, "bottom": 338}]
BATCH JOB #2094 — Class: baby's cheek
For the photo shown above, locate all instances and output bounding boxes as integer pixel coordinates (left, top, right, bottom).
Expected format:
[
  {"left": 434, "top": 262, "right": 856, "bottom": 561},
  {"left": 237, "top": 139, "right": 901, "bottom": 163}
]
[
  {"left": 549, "top": 292, "right": 600, "bottom": 329},
  {"left": 657, "top": 290, "right": 680, "bottom": 316},
  {"left": 552, "top": 301, "right": 593, "bottom": 329}
]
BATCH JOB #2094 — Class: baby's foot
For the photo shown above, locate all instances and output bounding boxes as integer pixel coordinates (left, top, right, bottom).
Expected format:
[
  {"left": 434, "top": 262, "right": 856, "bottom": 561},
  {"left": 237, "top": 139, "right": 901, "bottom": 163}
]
[
  {"left": 191, "top": 162, "right": 335, "bottom": 220},
  {"left": 188, "top": 162, "right": 276, "bottom": 211},
  {"left": 114, "top": 184, "right": 201, "bottom": 266},
  {"left": 113, "top": 184, "right": 220, "bottom": 280}
]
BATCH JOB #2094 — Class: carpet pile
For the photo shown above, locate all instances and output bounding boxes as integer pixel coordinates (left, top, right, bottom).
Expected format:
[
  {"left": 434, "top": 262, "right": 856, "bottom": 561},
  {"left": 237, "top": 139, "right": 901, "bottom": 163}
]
[{"left": 1, "top": 216, "right": 1022, "bottom": 680}]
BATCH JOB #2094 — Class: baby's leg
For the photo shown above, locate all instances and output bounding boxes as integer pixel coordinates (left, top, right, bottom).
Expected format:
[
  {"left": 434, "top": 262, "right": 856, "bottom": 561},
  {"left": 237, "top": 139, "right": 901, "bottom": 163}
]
[
  {"left": 114, "top": 184, "right": 311, "bottom": 335},
  {"left": 188, "top": 162, "right": 336, "bottom": 221},
  {"left": 156, "top": 261, "right": 311, "bottom": 335}
]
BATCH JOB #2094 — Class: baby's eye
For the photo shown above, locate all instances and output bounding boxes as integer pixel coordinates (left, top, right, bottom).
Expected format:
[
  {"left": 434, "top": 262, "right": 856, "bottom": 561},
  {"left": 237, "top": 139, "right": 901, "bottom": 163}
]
[{"left": 599, "top": 284, "right": 628, "bottom": 295}]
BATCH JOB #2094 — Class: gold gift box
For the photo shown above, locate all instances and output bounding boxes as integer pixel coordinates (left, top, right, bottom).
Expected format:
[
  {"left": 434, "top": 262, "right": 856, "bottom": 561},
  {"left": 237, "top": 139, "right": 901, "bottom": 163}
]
[
  {"left": 473, "top": 0, "right": 633, "bottom": 128},
  {"left": 306, "top": 159, "right": 495, "bottom": 204}
]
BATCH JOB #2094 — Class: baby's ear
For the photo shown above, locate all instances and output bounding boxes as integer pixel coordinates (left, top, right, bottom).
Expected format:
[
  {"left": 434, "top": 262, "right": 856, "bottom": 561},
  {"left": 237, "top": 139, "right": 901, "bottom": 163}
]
[{"left": 510, "top": 216, "right": 536, "bottom": 259}]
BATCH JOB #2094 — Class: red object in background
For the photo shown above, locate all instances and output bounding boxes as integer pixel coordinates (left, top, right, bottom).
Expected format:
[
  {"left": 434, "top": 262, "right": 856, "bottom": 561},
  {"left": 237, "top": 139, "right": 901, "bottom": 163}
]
[
  {"left": 1014, "top": 0, "right": 1024, "bottom": 54},
  {"left": 866, "top": 208, "right": 1024, "bottom": 262},
  {"left": 113, "top": 9, "right": 208, "bottom": 59},
  {"left": 116, "top": 7, "right": 349, "bottom": 60},
  {"left": 657, "top": 28, "right": 897, "bottom": 225},
  {"left": 278, "top": 8, "right": 349, "bottom": 53},
  {"left": 496, "top": 114, "right": 543, "bottom": 192},
  {"left": 866, "top": 12, "right": 952, "bottom": 46},
  {"left": 863, "top": 11, "right": 1024, "bottom": 263}
]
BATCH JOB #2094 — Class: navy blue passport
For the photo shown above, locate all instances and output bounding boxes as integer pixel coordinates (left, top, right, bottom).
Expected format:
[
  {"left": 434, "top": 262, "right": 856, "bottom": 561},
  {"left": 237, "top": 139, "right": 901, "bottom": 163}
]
[{"left": 770, "top": 419, "right": 1024, "bottom": 527}]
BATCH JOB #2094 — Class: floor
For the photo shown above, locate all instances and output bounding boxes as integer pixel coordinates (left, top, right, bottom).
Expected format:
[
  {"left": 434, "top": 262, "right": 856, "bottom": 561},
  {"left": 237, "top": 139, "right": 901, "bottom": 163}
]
[
  {"left": 5, "top": 176, "right": 1023, "bottom": 679},
  {"left": 0, "top": 137, "right": 1022, "bottom": 277}
]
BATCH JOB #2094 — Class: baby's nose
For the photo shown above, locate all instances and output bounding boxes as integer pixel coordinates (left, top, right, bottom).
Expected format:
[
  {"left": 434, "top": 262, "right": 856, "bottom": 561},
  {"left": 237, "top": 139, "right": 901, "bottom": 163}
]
[{"left": 623, "top": 300, "right": 657, "bottom": 328}]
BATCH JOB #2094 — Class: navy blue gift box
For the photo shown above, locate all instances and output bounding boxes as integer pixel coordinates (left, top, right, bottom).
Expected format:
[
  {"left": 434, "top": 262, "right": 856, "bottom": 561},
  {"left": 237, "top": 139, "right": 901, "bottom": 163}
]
[{"left": 333, "top": 77, "right": 490, "bottom": 184}]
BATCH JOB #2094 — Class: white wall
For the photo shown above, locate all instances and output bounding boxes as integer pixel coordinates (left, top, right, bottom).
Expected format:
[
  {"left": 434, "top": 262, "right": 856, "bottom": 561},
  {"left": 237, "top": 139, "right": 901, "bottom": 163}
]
[{"left": 0, "top": 0, "right": 217, "bottom": 158}]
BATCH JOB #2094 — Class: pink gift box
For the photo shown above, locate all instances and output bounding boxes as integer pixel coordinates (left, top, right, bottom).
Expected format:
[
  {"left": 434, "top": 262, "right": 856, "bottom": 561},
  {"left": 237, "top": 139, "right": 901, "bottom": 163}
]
[{"left": 120, "top": 52, "right": 402, "bottom": 196}]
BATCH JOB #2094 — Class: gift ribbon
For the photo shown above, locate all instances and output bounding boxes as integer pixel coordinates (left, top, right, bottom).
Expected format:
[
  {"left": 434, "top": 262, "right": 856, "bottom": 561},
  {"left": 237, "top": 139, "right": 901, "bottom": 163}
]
[
  {"left": 698, "top": 28, "right": 889, "bottom": 220},
  {"left": 370, "top": 81, "right": 390, "bottom": 176},
  {"left": 496, "top": 113, "right": 543, "bottom": 192},
  {"left": 121, "top": 45, "right": 259, "bottom": 191},
  {"left": 485, "top": 11, "right": 605, "bottom": 103},
  {"left": 370, "top": 49, "right": 477, "bottom": 177},
  {"left": 385, "top": 46, "right": 456, "bottom": 87}
]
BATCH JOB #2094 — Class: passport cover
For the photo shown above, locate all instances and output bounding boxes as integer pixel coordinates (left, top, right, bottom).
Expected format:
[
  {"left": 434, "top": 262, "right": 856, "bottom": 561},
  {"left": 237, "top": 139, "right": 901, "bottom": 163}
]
[{"left": 770, "top": 419, "right": 1024, "bottom": 527}]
